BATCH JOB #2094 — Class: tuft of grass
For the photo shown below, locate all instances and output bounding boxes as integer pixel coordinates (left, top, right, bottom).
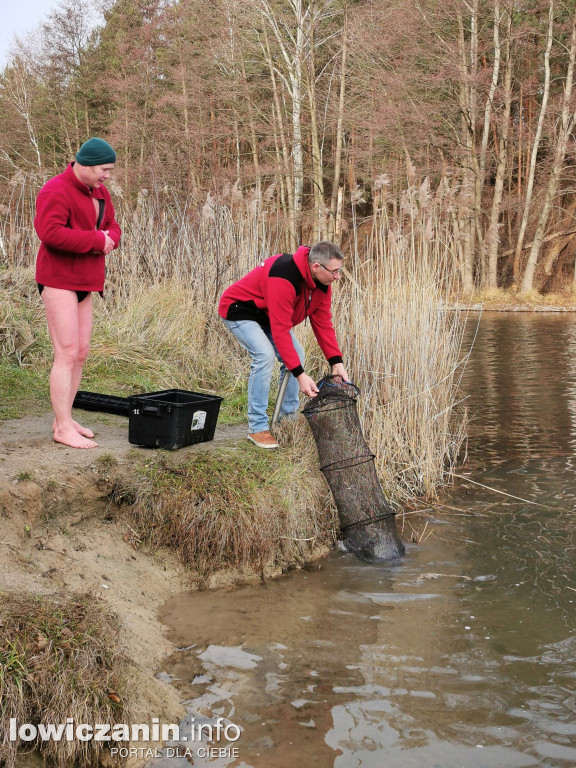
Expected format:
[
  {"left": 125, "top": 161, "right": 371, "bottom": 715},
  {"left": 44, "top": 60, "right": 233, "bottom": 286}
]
[
  {"left": 0, "top": 273, "right": 50, "bottom": 365},
  {"left": 0, "top": 591, "right": 132, "bottom": 768},
  {"left": 15, "top": 470, "right": 33, "bottom": 482},
  {"left": 113, "top": 418, "right": 334, "bottom": 582},
  {"left": 96, "top": 453, "right": 118, "bottom": 470}
]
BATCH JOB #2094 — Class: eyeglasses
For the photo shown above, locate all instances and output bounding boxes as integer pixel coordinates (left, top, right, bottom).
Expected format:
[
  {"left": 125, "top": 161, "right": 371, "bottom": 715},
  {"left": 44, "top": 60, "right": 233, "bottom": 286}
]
[{"left": 318, "top": 263, "right": 343, "bottom": 276}]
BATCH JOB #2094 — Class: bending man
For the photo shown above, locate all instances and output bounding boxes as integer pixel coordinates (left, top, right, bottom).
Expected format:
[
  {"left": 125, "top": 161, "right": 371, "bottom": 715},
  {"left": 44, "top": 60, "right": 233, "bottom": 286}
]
[
  {"left": 218, "top": 241, "right": 348, "bottom": 449},
  {"left": 35, "top": 137, "right": 121, "bottom": 449}
]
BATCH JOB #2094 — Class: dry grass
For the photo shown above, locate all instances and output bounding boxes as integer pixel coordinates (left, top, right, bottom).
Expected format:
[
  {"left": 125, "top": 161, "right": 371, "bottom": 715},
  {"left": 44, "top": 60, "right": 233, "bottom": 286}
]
[
  {"left": 90, "top": 280, "right": 234, "bottom": 394},
  {"left": 0, "top": 171, "right": 39, "bottom": 270},
  {"left": 1, "top": 174, "right": 470, "bottom": 506},
  {"left": 103, "top": 189, "right": 278, "bottom": 304},
  {"left": 333, "top": 184, "right": 470, "bottom": 502},
  {"left": 0, "top": 272, "right": 49, "bottom": 365},
  {"left": 462, "top": 286, "right": 576, "bottom": 310},
  {"left": 112, "top": 418, "right": 334, "bottom": 583},
  {"left": 0, "top": 270, "right": 248, "bottom": 421},
  {"left": 0, "top": 591, "right": 131, "bottom": 768}
]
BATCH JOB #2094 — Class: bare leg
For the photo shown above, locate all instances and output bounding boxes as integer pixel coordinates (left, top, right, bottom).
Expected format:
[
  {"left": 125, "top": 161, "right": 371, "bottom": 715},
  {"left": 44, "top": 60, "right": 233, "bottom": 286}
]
[
  {"left": 42, "top": 287, "right": 98, "bottom": 448},
  {"left": 68, "top": 294, "right": 95, "bottom": 437}
]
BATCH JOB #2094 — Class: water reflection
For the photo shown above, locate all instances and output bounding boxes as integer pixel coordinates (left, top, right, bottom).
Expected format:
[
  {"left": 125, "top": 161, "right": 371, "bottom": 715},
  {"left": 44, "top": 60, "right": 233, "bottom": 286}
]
[
  {"left": 150, "top": 313, "right": 576, "bottom": 768},
  {"left": 465, "top": 313, "right": 576, "bottom": 465}
]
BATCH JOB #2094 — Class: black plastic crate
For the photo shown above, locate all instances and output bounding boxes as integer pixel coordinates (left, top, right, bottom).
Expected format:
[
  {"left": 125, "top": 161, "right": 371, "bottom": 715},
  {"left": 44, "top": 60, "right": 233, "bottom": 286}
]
[
  {"left": 128, "top": 389, "right": 223, "bottom": 449},
  {"left": 73, "top": 390, "right": 130, "bottom": 416}
]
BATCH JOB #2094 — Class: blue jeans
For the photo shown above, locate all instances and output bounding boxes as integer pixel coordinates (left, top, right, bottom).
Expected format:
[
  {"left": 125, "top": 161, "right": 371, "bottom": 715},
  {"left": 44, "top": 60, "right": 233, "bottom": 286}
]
[{"left": 221, "top": 318, "right": 304, "bottom": 433}]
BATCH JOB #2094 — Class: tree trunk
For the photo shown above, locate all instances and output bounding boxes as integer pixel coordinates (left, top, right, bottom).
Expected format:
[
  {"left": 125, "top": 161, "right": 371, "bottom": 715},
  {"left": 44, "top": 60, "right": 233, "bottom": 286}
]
[
  {"left": 239, "top": 52, "right": 262, "bottom": 202},
  {"left": 328, "top": 10, "right": 347, "bottom": 243},
  {"left": 543, "top": 199, "right": 576, "bottom": 275},
  {"left": 513, "top": 0, "right": 554, "bottom": 284},
  {"left": 261, "top": 25, "right": 296, "bottom": 247},
  {"left": 485, "top": 7, "right": 512, "bottom": 289},
  {"left": 456, "top": 4, "right": 479, "bottom": 293},
  {"left": 289, "top": 0, "right": 304, "bottom": 243},
  {"left": 306, "top": 60, "right": 325, "bottom": 241},
  {"left": 259, "top": 0, "right": 309, "bottom": 247},
  {"left": 521, "top": 9, "right": 576, "bottom": 293}
]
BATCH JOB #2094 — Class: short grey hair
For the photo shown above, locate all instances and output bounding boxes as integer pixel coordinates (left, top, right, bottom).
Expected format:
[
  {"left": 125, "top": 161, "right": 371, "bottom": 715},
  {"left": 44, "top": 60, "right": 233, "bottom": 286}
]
[{"left": 308, "top": 241, "right": 344, "bottom": 266}]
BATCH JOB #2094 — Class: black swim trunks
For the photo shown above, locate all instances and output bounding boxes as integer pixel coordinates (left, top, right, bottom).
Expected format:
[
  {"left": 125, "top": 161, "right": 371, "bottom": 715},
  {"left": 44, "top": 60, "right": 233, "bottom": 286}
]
[{"left": 37, "top": 284, "right": 102, "bottom": 302}]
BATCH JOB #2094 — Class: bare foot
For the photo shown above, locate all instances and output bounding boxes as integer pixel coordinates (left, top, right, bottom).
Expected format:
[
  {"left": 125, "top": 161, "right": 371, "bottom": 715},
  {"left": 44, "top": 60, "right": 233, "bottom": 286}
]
[
  {"left": 54, "top": 419, "right": 95, "bottom": 438},
  {"left": 53, "top": 426, "right": 98, "bottom": 449}
]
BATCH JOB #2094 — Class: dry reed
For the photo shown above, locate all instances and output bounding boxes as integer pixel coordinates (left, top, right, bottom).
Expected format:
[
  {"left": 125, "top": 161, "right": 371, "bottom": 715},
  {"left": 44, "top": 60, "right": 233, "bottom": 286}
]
[
  {"left": 334, "top": 178, "right": 469, "bottom": 502},
  {"left": 0, "top": 172, "right": 468, "bottom": 505}
]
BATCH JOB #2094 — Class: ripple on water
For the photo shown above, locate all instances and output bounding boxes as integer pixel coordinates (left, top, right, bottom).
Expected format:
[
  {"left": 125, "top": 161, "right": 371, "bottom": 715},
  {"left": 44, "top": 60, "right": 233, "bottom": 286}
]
[{"left": 148, "top": 315, "right": 576, "bottom": 768}]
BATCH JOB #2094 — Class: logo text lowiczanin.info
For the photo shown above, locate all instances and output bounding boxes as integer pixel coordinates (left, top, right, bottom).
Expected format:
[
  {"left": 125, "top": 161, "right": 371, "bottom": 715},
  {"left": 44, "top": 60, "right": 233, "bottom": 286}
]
[{"left": 9, "top": 717, "right": 241, "bottom": 743}]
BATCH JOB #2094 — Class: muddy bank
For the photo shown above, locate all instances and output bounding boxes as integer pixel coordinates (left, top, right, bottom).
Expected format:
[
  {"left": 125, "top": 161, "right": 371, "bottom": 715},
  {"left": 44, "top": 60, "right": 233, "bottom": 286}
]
[
  {"left": 452, "top": 297, "right": 576, "bottom": 312},
  {"left": 0, "top": 411, "right": 331, "bottom": 766}
]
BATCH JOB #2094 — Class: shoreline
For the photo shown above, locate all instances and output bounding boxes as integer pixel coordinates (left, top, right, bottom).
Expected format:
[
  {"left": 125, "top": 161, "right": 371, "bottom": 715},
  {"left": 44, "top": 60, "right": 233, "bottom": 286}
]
[
  {"left": 455, "top": 304, "right": 576, "bottom": 312},
  {"left": 0, "top": 411, "right": 331, "bottom": 768}
]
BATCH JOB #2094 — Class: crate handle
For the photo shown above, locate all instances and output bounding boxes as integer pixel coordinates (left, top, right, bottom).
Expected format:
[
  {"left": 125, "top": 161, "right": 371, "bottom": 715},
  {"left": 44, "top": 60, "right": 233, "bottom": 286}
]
[{"left": 142, "top": 405, "right": 160, "bottom": 415}]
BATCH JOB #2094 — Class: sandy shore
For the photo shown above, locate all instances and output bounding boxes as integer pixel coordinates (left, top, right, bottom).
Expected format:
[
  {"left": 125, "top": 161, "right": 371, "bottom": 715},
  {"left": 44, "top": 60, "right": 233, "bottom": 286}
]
[
  {"left": 3, "top": 301, "right": 549, "bottom": 765},
  {"left": 0, "top": 411, "right": 272, "bottom": 765}
]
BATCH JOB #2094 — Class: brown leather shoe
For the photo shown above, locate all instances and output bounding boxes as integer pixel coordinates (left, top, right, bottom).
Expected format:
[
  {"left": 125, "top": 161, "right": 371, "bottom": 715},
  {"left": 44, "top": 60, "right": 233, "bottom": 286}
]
[{"left": 248, "top": 430, "right": 279, "bottom": 449}]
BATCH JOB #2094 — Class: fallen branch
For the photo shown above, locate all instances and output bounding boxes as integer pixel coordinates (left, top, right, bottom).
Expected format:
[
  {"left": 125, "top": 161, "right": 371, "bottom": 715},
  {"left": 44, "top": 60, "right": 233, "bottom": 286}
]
[{"left": 501, "top": 227, "right": 576, "bottom": 257}]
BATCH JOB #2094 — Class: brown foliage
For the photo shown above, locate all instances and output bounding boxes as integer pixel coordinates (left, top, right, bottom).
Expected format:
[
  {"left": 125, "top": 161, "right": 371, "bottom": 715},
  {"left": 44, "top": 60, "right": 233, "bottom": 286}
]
[{"left": 2, "top": 0, "right": 576, "bottom": 287}]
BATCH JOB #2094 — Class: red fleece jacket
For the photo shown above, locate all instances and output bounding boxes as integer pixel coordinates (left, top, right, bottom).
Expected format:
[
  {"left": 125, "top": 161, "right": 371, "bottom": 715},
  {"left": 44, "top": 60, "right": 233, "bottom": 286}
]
[
  {"left": 34, "top": 163, "right": 121, "bottom": 292},
  {"left": 218, "top": 246, "right": 343, "bottom": 375}
]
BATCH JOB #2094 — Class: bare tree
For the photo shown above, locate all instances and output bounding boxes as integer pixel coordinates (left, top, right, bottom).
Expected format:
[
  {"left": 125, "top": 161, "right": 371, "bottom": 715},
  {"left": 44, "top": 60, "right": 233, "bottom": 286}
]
[
  {"left": 327, "top": 5, "right": 347, "bottom": 243},
  {"left": 521, "top": 6, "right": 576, "bottom": 292},
  {"left": 485, "top": 3, "right": 513, "bottom": 288},
  {"left": 0, "top": 59, "right": 42, "bottom": 170},
  {"left": 512, "top": 0, "right": 554, "bottom": 285}
]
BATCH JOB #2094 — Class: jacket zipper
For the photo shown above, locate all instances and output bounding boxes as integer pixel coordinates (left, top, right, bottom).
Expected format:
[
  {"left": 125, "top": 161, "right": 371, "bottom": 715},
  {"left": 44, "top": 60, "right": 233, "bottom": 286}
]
[{"left": 305, "top": 289, "right": 312, "bottom": 325}]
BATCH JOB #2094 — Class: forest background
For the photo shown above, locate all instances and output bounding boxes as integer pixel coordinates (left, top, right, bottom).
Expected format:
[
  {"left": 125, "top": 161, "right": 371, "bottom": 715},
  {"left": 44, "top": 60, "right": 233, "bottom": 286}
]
[{"left": 1, "top": 0, "right": 576, "bottom": 294}]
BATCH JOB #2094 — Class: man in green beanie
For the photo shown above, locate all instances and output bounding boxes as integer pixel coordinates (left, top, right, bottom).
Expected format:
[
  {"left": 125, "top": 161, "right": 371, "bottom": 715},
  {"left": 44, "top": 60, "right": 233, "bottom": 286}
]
[
  {"left": 75, "top": 137, "right": 117, "bottom": 166},
  {"left": 35, "top": 137, "right": 121, "bottom": 448}
]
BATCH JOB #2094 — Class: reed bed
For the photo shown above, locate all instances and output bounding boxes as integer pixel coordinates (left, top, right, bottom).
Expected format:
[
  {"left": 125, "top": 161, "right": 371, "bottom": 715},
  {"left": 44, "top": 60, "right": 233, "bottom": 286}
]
[
  {"left": 334, "top": 179, "right": 469, "bottom": 502},
  {"left": 105, "top": 189, "right": 279, "bottom": 303},
  {"left": 0, "top": 173, "right": 468, "bottom": 505}
]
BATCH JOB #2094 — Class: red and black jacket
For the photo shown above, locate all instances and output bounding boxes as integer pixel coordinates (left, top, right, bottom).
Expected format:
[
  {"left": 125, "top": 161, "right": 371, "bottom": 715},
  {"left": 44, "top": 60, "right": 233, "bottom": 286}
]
[{"left": 218, "top": 246, "right": 343, "bottom": 377}]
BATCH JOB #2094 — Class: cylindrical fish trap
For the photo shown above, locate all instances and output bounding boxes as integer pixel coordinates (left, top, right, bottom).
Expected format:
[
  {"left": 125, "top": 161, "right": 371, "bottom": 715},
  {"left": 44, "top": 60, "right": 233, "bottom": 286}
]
[{"left": 302, "top": 376, "right": 405, "bottom": 563}]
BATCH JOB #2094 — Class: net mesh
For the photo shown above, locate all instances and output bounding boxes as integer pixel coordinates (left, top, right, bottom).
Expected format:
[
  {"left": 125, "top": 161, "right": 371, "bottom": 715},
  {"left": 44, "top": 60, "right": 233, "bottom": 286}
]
[{"left": 303, "top": 376, "right": 405, "bottom": 563}]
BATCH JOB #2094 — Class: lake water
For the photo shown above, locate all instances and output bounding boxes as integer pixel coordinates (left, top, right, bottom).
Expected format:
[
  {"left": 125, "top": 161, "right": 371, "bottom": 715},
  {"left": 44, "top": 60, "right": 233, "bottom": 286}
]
[{"left": 150, "top": 313, "right": 576, "bottom": 768}]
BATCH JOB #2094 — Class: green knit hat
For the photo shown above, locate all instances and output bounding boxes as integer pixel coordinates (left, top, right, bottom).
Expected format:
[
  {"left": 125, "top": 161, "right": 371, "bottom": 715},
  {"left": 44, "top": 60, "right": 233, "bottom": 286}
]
[{"left": 76, "top": 137, "right": 116, "bottom": 166}]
